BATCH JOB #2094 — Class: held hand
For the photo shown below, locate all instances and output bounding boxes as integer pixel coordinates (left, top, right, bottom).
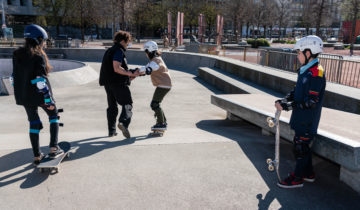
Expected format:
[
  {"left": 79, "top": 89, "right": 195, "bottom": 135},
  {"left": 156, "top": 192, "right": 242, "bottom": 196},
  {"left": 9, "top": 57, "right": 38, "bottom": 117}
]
[
  {"left": 275, "top": 102, "right": 283, "bottom": 111},
  {"left": 45, "top": 104, "right": 55, "bottom": 110}
]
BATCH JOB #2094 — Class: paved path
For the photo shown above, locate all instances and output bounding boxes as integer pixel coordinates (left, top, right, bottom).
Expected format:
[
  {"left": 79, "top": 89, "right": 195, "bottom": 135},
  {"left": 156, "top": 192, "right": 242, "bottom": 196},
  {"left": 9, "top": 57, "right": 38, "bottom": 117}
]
[{"left": 0, "top": 62, "right": 359, "bottom": 209}]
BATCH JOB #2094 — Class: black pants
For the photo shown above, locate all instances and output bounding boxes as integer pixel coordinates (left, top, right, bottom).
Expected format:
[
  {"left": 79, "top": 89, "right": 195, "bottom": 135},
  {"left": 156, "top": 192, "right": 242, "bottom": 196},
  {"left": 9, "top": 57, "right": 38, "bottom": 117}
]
[
  {"left": 293, "top": 133, "right": 314, "bottom": 177},
  {"left": 24, "top": 105, "right": 59, "bottom": 157},
  {"left": 105, "top": 84, "right": 133, "bottom": 132},
  {"left": 151, "top": 87, "right": 170, "bottom": 124}
]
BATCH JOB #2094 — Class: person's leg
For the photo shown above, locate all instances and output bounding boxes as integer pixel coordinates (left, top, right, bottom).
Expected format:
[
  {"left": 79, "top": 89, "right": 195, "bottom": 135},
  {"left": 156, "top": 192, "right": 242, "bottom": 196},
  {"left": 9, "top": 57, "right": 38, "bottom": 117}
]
[
  {"left": 294, "top": 134, "right": 313, "bottom": 178},
  {"left": 41, "top": 105, "right": 59, "bottom": 148},
  {"left": 150, "top": 87, "right": 170, "bottom": 125},
  {"left": 119, "top": 104, "right": 133, "bottom": 128},
  {"left": 105, "top": 85, "right": 118, "bottom": 135},
  {"left": 24, "top": 106, "right": 43, "bottom": 161}
]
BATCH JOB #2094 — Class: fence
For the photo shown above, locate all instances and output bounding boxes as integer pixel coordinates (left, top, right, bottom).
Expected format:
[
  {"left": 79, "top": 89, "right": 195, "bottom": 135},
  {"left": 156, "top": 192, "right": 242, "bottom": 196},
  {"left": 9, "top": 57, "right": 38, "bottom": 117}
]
[{"left": 256, "top": 49, "right": 360, "bottom": 88}]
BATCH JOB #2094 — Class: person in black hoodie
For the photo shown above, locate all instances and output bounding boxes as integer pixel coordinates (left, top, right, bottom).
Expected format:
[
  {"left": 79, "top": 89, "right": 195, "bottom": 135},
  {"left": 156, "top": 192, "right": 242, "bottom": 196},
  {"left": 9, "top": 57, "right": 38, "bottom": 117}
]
[
  {"left": 99, "top": 31, "right": 139, "bottom": 138},
  {"left": 12, "top": 24, "right": 63, "bottom": 165}
]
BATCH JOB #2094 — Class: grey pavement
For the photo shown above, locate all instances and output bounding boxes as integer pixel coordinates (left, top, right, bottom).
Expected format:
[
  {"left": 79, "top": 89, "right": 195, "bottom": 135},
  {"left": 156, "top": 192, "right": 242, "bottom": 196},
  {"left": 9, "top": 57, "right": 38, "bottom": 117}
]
[{"left": 0, "top": 62, "right": 359, "bottom": 209}]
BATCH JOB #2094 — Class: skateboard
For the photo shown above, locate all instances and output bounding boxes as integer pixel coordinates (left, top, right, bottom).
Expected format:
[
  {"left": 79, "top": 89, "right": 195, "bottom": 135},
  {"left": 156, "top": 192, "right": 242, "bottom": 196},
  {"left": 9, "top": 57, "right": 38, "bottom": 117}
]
[
  {"left": 266, "top": 110, "right": 281, "bottom": 181},
  {"left": 37, "top": 141, "right": 71, "bottom": 173},
  {"left": 149, "top": 129, "right": 165, "bottom": 137}
]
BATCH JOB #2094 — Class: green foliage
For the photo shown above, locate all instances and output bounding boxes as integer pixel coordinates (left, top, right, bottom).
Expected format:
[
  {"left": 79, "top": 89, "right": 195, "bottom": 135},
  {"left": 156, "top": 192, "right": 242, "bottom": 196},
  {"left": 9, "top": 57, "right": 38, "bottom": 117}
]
[
  {"left": 246, "top": 38, "right": 270, "bottom": 48},
  {"left": 272, "top": 40, "right": 286, "bottom": 44}
]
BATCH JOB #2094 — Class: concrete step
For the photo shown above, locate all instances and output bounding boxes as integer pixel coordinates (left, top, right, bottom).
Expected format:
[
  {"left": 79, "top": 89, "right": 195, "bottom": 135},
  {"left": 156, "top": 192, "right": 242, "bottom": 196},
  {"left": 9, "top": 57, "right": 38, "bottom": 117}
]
[{"left": 197, "top": 66, "right": 282, "bottom": 97}]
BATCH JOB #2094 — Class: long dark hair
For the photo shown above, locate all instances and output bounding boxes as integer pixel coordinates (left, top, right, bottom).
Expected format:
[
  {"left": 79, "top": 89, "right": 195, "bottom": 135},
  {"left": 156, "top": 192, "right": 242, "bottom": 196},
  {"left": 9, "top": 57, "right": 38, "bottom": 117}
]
[
  {"left": 24, "top": 38, "right": 52, "bottom": 75},
  {"left": 145, "top": 50, "right": 162, "bottom": 60}
]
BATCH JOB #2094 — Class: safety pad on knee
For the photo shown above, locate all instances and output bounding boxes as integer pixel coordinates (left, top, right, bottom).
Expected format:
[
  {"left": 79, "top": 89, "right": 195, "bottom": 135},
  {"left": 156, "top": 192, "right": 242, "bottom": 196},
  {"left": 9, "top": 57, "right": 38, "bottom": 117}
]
[
  {"left": 293, "top": 140, "right": 311, "bottom": 159},
  {"left": 150, "top": 100, "right": 160, "bottom": 111},
  {"left": 30, "top": 120, "right": 43, "bottom": 133},
  {"left": 49, "top": 115, "right": 59, "bottom": 124}
]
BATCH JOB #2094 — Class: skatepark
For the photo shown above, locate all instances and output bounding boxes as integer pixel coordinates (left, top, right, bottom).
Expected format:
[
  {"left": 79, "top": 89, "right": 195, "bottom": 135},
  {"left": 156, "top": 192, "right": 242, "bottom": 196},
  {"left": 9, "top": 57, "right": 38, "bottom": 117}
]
[{"left": 1, "top": 48, "right": 360, "bottom": 209}]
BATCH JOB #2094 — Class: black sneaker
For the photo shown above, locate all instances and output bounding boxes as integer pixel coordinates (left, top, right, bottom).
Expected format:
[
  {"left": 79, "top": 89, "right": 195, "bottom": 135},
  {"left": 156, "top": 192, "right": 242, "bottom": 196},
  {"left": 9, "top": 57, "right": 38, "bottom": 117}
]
[
  {"left": 33, "top": 153, "right": 45, "bottom": 165},
  {"left": 48, "top": 146, "right": 64, "bottom": 159},
  {"left": 118, "top": 122, "right": 131, "bottom": 138},
  {"left": 277, "top": 173, "right": 304, "bottom": 188},
  {"left": 151, "top": 123, "right": 167, "bottom": 131},
  {"left": 108, "top": 131, "right": 118, "bottom": 137},
  {"left": 303, "top": 172, "right": 316, "bottom": 182}
]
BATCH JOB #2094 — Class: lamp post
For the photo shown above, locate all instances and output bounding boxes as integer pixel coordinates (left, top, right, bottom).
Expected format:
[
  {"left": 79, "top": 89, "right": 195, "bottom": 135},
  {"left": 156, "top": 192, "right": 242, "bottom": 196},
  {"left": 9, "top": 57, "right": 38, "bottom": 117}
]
[{"left": 1, "top": 0, "right": 6, "bottom": 39}]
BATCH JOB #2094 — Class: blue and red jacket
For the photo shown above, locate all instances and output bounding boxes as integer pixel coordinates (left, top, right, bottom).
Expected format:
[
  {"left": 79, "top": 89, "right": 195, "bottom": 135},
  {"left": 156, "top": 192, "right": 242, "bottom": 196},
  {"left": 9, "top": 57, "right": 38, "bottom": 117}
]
[{"left": 289, "top": 58, "right": 326, "bottom": 136}]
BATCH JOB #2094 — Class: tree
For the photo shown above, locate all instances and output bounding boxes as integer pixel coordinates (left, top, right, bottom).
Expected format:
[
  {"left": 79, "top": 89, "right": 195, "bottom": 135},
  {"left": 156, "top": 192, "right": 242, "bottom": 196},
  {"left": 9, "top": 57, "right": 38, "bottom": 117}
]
[
  {"left": 33, "top": 0, "right": 72, "bottom": 35},
  {"left": 200, "top": 4, "right": 217, "bottom": 42},
  {"left": 223, "top": 0, "right": 244, "bottom": 42},
  {"left": 277, "top": 0, "right": 291, "bottom": 40},
  {"left": 342, "top": 0, "right": 360, "bottom": 56}
]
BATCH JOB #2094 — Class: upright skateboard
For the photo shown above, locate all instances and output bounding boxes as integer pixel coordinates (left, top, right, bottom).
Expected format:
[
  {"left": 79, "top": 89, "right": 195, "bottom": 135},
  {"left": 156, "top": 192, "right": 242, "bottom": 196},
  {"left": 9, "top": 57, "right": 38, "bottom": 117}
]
[
  {"left": 266, "top": 110, "right": 282, "bottom": 181},
  {"left": 37, "top": 141, "right": 71, "bottom": 173}
]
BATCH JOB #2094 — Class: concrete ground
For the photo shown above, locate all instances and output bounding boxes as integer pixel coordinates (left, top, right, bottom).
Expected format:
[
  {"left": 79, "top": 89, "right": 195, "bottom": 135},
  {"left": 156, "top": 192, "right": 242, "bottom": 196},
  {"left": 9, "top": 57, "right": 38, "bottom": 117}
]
[{"left": 0, "top": 62, "right": 359, "bottom": 210}]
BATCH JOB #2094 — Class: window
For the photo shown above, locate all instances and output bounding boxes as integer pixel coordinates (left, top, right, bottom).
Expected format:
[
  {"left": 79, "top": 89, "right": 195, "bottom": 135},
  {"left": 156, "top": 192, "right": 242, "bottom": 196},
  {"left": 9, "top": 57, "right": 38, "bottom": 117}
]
[
  {"left": 7, "top": 0, "right": 12, "bottom": 5},
  {"left": 20, "top": 0, "right": 25, "bottom": 6}
]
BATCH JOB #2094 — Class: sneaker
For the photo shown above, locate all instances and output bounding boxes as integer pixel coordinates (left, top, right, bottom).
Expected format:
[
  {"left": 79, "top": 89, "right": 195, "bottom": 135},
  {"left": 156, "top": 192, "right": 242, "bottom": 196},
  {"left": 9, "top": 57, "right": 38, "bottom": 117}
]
[
  {"left": 303, "top": 173, "right": 316, "bottom": 182},
  {"left": 108, "top": 131, "right": 118, "bottom": 137},
  {"left": 48, "top": 146, "right": 64, "bottom": 159},
  {"left": 33, "top": 153, "right": 45, "bottom": 165},
  {"left": 118, "top": 122, "right": 131, "bottom": 138},
  {"left": 277, "top": 173, "right": 304, "bottom": 189},
  {"left": 151, "top": 123, "right": 167, "bottom": 131}
]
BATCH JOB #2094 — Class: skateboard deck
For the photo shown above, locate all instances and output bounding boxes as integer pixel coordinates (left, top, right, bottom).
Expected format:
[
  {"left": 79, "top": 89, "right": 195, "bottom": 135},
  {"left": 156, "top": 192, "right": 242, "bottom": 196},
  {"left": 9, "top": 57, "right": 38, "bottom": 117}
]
[
  {"left": 149, "top": 129, "right": 165, "bottom": 137},
  {"left": 37, "top": 141, "right": 71, "bottom": 173},
  {"left": 266, "top": 110, "right": 281, "bottom": 181}
]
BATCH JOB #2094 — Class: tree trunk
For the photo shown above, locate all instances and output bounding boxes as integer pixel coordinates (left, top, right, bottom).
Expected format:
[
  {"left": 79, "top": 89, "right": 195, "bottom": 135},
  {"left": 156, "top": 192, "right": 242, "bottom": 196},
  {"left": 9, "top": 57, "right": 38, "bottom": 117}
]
[
  {"left": 96, "top": 24, "right": 100, "bottom": 39},
  {"left": 233, "top": 16, "right": 238, "bottom": 43},
  {"left": 350, "top": 1, "right": 359, "bottom": 56},
  {"left": 246, "top": 22, "right": 249, "bottom": 39},
  {"left": 315, "top": 0, "right": 325, "bottom": 37},
  {"left": 264, "top": 25, "right": 267, "bottom": 38},
  {"left": 56, "top": 24, "right": 60, "bottom": 36}
]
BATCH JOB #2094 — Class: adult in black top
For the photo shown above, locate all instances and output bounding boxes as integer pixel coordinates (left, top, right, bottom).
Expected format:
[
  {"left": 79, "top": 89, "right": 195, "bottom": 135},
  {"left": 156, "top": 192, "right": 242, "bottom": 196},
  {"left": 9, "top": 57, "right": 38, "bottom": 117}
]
[
  {"left": 99, "top": 31, "right": 139, "bottom": 138},
  {"left": 12, "top": 24, "right": 64, "bottom": 165}
]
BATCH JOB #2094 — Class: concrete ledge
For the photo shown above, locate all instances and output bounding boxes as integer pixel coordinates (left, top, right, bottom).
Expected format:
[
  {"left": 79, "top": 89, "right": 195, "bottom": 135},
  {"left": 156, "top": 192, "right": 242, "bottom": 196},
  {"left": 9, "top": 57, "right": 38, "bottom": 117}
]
[
  {"left": 1, "top": 47, "right": 359, "bottom": 114},
  {"left": 214, "top": 59, "right": 360, "bottom": 114},
  {"left": 197, "top": 67, "right": 269, "bottom": 94},
  {"left": 211, "top": 94, "right": 360, "bottom": 192}
]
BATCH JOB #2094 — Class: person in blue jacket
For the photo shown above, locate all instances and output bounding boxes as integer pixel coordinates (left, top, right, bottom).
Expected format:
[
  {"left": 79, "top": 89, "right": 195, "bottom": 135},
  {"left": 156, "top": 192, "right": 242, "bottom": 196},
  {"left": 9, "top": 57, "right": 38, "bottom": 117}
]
[
  {"left": 12, "top": 24, "right": 64, "bottom": 165},
  {"left": 275, "top": 35, "right": 326, "bottom": 188}
]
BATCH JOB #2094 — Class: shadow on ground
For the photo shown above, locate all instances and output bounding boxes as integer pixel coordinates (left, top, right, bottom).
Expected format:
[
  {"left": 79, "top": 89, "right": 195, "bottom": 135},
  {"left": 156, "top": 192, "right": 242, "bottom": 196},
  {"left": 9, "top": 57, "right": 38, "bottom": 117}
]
[
  {"left": 196, "top": 119, "right": 360, "bottom": 210},
  {"left": 0, "top": 134, "right": 157, "bottom": 189}
]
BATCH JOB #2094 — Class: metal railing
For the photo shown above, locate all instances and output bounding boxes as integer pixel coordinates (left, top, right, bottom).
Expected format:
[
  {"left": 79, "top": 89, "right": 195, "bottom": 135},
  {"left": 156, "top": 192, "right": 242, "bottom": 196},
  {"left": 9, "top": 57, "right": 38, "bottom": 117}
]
[{"left": 256, "top": 49, "right": 360, "bottom": 88}]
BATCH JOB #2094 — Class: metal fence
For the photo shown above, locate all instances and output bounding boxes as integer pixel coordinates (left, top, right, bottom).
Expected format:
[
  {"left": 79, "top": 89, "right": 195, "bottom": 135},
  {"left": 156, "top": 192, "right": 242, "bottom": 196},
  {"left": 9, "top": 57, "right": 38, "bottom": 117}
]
[{"left": 256, "top": 49, "right": 360, "bottom": 88}]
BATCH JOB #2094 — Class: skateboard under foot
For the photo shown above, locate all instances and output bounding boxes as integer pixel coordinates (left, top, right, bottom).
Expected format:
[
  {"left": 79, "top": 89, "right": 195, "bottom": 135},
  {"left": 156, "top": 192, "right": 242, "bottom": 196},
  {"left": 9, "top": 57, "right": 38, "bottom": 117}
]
[
  {"left": 149, "top": 129, "right": 165, "bottom": 137},
  {"left": 37, "top": 141, "right": 71, "bottom": 173}
]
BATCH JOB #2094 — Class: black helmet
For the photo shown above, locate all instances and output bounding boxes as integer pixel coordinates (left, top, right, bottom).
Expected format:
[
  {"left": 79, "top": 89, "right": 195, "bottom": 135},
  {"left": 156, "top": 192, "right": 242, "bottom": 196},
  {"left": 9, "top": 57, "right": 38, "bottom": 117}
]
[{"left": 24, "top": 24, "right": 48, "bottom": 44}]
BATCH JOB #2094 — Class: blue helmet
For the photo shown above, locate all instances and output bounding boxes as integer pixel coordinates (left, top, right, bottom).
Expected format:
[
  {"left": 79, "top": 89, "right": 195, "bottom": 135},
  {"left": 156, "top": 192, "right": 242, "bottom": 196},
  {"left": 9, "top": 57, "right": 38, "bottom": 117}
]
[{"left": 24, "top": 24, "right": 48, "bottom": 44}]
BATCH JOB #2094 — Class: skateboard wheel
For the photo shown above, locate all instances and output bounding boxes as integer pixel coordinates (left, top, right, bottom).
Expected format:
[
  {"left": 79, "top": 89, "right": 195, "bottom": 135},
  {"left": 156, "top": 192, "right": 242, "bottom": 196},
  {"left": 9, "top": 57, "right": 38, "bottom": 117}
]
[
  {"left": 266, "top": 117, "right": 272, "bottom": 123},
  {"left": 268, "top": 121, "right": 274, "bottom": 128},
  {"left": 66, "top": 153, "right": 70, "bottom": 158},
  {"left": 266, "top": 158, "right": 272, "bottom": 164},
  {"left": 268, "top": 165, "right": 274, "bottom": 171}
]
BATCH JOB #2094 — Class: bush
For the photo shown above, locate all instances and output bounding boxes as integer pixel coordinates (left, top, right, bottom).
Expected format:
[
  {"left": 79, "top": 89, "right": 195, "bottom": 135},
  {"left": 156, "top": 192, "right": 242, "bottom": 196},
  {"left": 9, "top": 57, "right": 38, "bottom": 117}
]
[
  {"left": 272, "top": 40, "right": 286, "bottom": 44},
  {"left": 246, "top": 38, "right": 270, "bottom": 48},
  {"left": 286, "top": 40, "right": 296, "bottom": 44}
]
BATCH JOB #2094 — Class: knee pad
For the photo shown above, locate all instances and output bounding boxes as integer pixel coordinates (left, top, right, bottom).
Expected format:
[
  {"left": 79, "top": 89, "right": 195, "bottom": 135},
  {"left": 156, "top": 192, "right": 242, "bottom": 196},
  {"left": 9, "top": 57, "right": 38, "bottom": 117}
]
[
  {"left": 49, "top": 115, "right": 59, "bottom": 124},
  {"left": 293, "top": 139, "right": 311, "bottom": 159},
  {"left": 150, "top": 100, "right": 160, "bottom": 111},
  {"left": 29, "top": 120, "right": 43, "bottom": 134}
]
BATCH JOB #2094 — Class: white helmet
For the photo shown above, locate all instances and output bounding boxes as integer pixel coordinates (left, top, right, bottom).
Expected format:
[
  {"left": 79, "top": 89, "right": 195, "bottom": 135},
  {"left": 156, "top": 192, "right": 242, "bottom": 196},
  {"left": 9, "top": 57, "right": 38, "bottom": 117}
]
[
  {"left": 294, "top": 35, "right": 323, "bottom": 54},
  {"left": 144, "top": 41, "right": 158, "bottom": 52}
]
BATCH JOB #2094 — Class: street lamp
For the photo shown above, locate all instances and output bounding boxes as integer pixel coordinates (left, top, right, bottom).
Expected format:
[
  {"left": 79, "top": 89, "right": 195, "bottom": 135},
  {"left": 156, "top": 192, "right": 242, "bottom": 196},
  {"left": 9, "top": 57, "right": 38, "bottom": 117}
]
[{"left": 1, "top": 0, "right": 7, "bottom": 39}]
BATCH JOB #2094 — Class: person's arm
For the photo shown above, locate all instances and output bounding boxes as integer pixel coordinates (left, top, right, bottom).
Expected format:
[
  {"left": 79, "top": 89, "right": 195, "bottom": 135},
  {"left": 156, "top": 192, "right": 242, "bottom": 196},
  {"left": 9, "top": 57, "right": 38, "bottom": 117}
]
[
  {"left": 113, "top": 61, "right": 133, "bottom": 76},
  {"left": 275, "top": 86, "right": 295, "bottom": 111},
  {"left": 295, "top": 71, "right": 325, "bottom": 110},
  {"left": 138, "top": 61, "right": 160, "bottom": 75}
]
